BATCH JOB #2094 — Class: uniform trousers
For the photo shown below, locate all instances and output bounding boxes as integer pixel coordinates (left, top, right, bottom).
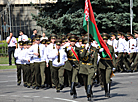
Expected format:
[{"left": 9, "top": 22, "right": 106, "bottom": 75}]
[
  {"left": 40, "top": 62, "right": 46, "bottom": 86},
  {"left": 52, "top": 66, "right": 64, "bottom": 90},
  {"left": 16, "top": 64, "right": 22, "bottom": 84},
  {"left": 30, "top": 63, "right": 35, "bottom": 86}
]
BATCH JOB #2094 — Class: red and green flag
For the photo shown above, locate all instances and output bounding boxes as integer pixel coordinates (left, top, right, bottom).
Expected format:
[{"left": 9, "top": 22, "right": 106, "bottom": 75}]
[{"left": 83, "top": 0, "right": 112, "bottom": 59}]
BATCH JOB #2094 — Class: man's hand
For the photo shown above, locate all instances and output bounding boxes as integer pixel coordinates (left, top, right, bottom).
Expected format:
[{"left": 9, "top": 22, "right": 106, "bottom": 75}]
[{"left": 34, "top": 53, "right": 39, "bottom": 56}]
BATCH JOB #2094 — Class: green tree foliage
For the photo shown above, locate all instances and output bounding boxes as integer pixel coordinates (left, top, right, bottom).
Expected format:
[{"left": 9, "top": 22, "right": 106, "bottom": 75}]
[{"left": 31, "top": 0, "right": 138, "bottom": 36}]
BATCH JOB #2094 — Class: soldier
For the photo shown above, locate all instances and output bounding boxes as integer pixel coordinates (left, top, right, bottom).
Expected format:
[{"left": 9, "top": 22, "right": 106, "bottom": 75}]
[
  {"left": 127, "top": 33, "right": 136, "bottom": 72},
  {"left": 64, "top": 35, "right": 80, "bottom": 98},
  {"left": 98, "top": 33, "right": 115, "bottom": 98},
  {"left": 28, "top": 35, "right": 45, "bottom": 89},
  {"left": 14, "top": 41, "right": 24, "bottom": 86},
  {"left": 48, "top": 39, "right": 67, "bottom": 92},
  {"left": 79, "top": 36, "right": 98, "bottom": 101},
  {"left": 131, "top": 30, "right": 138, "bottom": 72},
  {"left": 115, "top": 32, "right": 129, "bottom": 72},
  {"left": 47, "top": 33, "right": 57, "bottom": 88},
  {"left": 21, "top": 41, "right": 31, "bottom": 88}
]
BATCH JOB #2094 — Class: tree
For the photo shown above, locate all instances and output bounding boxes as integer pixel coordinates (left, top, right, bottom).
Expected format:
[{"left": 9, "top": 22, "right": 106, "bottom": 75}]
[{"left": 31, "top": 0, "right": 138, "bottom": 36}]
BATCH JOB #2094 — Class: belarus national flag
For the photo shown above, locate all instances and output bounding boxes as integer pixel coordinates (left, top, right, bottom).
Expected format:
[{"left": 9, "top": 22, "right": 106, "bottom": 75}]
[{"left": 83, "top": 0, "right": 112, "bottom": 59}]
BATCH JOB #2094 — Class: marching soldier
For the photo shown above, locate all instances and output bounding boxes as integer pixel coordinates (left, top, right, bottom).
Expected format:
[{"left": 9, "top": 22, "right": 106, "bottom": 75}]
[
  {"left": 127, "top": 33, "right": 136, "bottom": 72},
  {"left": 64, "top": 35, "right": 80, "bottom": 98},
  {"left": 130, "top": 31, "right": 138, "bottom": 72},
  {"left": 14, "top": 41, "right": 24, "bottom": 86},
  {"left": 47, "top": 33, "right": 57, "bottom": 88},
  {"left": 49, "top": 39, "right": 67, "bottom": 92},
  {"left": 28, "top": 35, "right": 45, "bottom": 89},
  {"left": 98, "top": 33, "right": 115, "bottom": 98},
  {"left": 79, "top": 36, "right": 98, "bottom": 101}
]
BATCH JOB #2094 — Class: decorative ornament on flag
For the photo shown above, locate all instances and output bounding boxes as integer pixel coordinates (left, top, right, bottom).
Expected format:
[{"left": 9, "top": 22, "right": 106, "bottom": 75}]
[{"left": 84, "top": 0, "right": 89, "bottom": 21}]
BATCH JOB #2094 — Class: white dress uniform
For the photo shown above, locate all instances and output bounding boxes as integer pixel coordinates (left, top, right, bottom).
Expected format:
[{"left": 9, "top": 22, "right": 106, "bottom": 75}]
[
  {"left": 127, "top": 38, "right": 136, "bottom": 53},
  {"left": 28, "top": 43, "right": 46, "bottom": 87}
]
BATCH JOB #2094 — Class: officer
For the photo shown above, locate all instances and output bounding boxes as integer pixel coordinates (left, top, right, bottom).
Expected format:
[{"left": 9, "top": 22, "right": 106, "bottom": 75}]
[
  {"left": 21, "top": 41, "right": 31, "bottom": 88},
  {"left": 79, "top": 36, "right": 98, "bottom": 101},
  {"left": 47, "top": 33, "right": 57, "bottom": 88},
  {"left": 98, "top": 33, "right": 115, "bottom": 98},
  {"left": 64, "top": 35, "right": 80, "bottom": 98},
  {"left": 127, "top": 33, "right": 136, "bottom": 72},
  {"left": 28, "top": 35, "right": 45, "bottom": 89},
  {"left": 48, "top": 39, "right": 67, "bottom": 92},
  {"left": 131, "top": 31, "right": 138, "bottom": 72},
  {"left": 14, "top": 41, "right": 24, "bottom": 85}
]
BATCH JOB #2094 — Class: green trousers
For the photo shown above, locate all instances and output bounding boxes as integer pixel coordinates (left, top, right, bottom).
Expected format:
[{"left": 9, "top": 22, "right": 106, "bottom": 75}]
[
  {"left": 30, "top": 63, "right": 35, "bottom": 87},
  {"left": 22, "top": 65, "right": 27, "bottom": 85},
  {"left": 52, "top": 66, "right": 64, "bottom": 90},
  {"left": 25, "top": 64, "right": 31, "bottom": 86},
  {"left": 34, "top": 62, "right": 41, "bottom": 87},
  {"left": 100, "top": 68, "right": 112, "bottom": 84},
  {"left": 16, "top": 64, "right": 22, "bottom": 84},
  {"left": 40, "top": 62, "right": 46, "bottom": 85},
  {"left": 131, "top": 53, "right": 138, "bottom": 71}
]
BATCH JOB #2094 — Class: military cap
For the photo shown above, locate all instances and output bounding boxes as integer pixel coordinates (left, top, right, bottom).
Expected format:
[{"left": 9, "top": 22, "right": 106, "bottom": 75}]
[
  {"left": 28, "top": 40, "right": 32, "bottom": 45},
  {"left": 78, "top": 37, "right": 82, "bottom": 42},
  {"left": 66, "top": 33, "right": 72, "bottom": 39},
  {"left": 127, "top": 32, "right": 133, "bottom": 37},
  {"left": 110, "top": 32, "right": 116, "bottom": 37},
  {"left": 46, "top": 39, "right": 50, "bottom": 44},
  {"left": 102, "top": 33, "right": 110, "bottom": 40},
  {"left": 40, "top": 39, "right": 47, "bottom": 44},
  {"left": 50, "top": 33, "right": 57, "bottom": 39},
  {"left": 56, "top": 39, "right": 62, "bottom": 46},
  {"left": 23, "top": 41, "right": 28, "bottom": 46},
  {"left": 18, "top": 41, "right": 24, "bottom": 46},
  {"left": 35, "top": 35, "right": 42, "bottom": 40},
  {"left": 134, "top": 30, "right": 138, "bottom": 35},
  {"left": 68, "top": 35, "right": 77, "bottom": 42},
  {"left": 82, "top": 36, "right": 91, "bottom": 44}
]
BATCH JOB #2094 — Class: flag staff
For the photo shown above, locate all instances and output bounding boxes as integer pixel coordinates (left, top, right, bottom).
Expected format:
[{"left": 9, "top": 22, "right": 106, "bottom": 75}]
[{"left": 87, "top": 20, "right": 89, "bottom": 45}]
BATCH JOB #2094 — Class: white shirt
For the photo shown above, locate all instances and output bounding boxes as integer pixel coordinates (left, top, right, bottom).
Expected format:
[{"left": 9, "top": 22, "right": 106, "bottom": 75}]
[
  {"left": 49, "top": 48, "right": 67, "bottom": 67},
  {"left": 127, "top": 38, "right": 136, "bottom": 53},
  {"left": 135, "top": 38, "right": 138, "bottom": 52},
  {"left": 116, "top": 38, "right": 127, "bottom": 52},
  {"left": 14, "top": 48, "right": 23, "bottom": 64},
  {"left": 6, "top": 36, "right": 17, "bottom": 47},
  {"left": 21, "top": 48, "right": 30, "bottom": 64},
  {"left": 47, "top": 43, "right": 56, "bottom": 61},
  {"left": 28, "top": 43, "right": 45, "bottom": 62},
  {"left": 108, "top": 39, "right": 118, "bottom": 52},
  {"left": 40, "top": 36, "right": 48, "bottom": 41},
  {"left": 44, "top": 46, "right": 49, "bottom": 63},
  {"left": 18, "top": 34, "right": 28, "bottom": 41}
]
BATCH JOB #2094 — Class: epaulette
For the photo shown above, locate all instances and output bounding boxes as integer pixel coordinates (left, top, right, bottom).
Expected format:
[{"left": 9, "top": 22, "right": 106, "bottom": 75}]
[
  {"left": 81, "top": 46, "right": 84, "bottom": 48},
  {"left": 66, "top": 46, "right": 68, "bottom": 48}
]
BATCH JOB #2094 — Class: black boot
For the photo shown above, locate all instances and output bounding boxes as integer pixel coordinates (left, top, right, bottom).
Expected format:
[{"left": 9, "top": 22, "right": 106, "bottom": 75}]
[
  {"left": 87, "top": 85, "right": 92, "bottom": 101},
  {"left": 70, "top": 82, "right": 75, "bottom": 95},
  {"left": 105, "top": 83, "right": 111, "bottom": 98},
  {"left": 73, "top": 83, "right": 77, "bottom": 99}
]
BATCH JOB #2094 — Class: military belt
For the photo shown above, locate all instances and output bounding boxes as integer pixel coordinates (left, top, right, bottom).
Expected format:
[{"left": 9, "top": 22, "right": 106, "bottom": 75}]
[
  {"left": 100, "top": 58, "right": 111, "bottom": 60},
  {"left": 68, "top": 58, "right": 77, "bottom": 61},
  {"left": 82, "top": 62, "right": 93, "bottom": 65}
]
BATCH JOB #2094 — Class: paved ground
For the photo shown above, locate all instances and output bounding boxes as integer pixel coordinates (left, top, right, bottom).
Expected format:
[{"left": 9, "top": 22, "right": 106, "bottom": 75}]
[{"left": 0, "top": 69, "right": 138, "bottom": 102}]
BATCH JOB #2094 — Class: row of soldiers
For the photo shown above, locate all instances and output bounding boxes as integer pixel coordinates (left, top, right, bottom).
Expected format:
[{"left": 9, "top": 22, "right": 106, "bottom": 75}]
[{"left": 14, "top": 31, "right": 137, "bottom": 101}]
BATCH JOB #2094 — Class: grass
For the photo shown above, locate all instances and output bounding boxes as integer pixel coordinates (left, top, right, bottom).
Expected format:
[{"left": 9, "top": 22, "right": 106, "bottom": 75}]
[
  {"left": 0, "top": 56, "right": 15, "bottom": 64},
  {"left": 0, "top": 65, "right": 16, "bottom": 70}
]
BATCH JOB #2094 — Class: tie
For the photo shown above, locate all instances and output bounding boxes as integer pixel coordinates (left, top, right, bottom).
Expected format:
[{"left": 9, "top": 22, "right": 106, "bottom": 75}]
[
  {"left": 136, "top": 39, "right": 138, "bottom": 47},
  {"left": 117, "top": 40, "right": 119, "bottom": 48},
  {"left": 38, "top": 45, "right": 40, "bottom": 58},
  {"left": 21, "top": 36, "right": 22, "bottom": 41},
  {"left": 129, "top": 40, "right": 130, "bottom": 48},
  {"left": 53, "top": 44, "right": 55, "bottom": 49},
  {"left": 58, "top": 49, "right": 60, "bottom": 62}
]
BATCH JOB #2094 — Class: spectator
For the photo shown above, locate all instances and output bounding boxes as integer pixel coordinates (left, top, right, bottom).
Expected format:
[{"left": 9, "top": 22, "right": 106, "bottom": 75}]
[
  {"left": 40, "top": 32, "right": 48, "bottom": 41},
  {"left": 2, "top": 22, "right": 10, "bottom": 40},
  {"left": 6, "top": 32, "right": 17, "bottom": 65},
  {"left": 18, "top": 30, "right": 28, "bottom": 41},
  {"left": 31, "top": 29, "right": 37, "bottom": 40}
]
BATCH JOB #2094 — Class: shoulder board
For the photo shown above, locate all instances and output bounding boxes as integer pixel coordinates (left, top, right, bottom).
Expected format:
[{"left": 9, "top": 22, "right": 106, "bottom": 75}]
[
  {"left": 81, "top": 46, "right": 84, "bottom": 48},
  {"left": 66, "top": 46, "right": 68, "bottom": 48}
]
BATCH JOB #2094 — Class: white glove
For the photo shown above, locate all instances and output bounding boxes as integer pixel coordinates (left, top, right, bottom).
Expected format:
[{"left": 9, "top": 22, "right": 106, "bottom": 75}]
[
  {"left": 85, "top": 43, "right": 89, "bottom": 50},
  {"left": 112, "top": 68, "right": 116, "bottom": 71},
  {"left": 67, "top": 47, "right": 71, "bottom": 51},
  {"left": 99, "top": 48, "right": 104, "bottom": 52}
]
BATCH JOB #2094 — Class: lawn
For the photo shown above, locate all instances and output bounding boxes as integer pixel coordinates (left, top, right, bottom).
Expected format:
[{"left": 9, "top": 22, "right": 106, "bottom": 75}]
[
  {"left": 0, "top": 65, "right": 16, "bottom": 70},
  {"left": 0, "top": 56, "right": 15, "bottom": 64}
]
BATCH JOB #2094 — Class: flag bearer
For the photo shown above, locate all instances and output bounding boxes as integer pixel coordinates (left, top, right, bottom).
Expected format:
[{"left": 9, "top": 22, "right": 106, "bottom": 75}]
[{"left": 79, "top": 36, "right": 98, "bottom": 101}]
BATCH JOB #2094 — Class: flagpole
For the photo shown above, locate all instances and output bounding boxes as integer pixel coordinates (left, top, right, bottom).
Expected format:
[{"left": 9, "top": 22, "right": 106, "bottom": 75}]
[{"left": 87, "top": 20, "right": 89, "bottom": 45}]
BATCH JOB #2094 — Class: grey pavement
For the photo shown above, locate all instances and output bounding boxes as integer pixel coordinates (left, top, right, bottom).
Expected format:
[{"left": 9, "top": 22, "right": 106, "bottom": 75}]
[
  {"left": 0, "top": 69, "right": 138, "bottom": 102},
  {"left": 0, "top": 64, "right": 15, "bottom": 66}
]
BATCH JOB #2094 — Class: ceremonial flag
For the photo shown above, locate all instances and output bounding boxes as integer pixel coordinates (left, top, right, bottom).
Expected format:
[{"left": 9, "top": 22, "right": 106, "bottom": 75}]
[{"left": 83, "top": 0, "right": 112, "bottom": 59}]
